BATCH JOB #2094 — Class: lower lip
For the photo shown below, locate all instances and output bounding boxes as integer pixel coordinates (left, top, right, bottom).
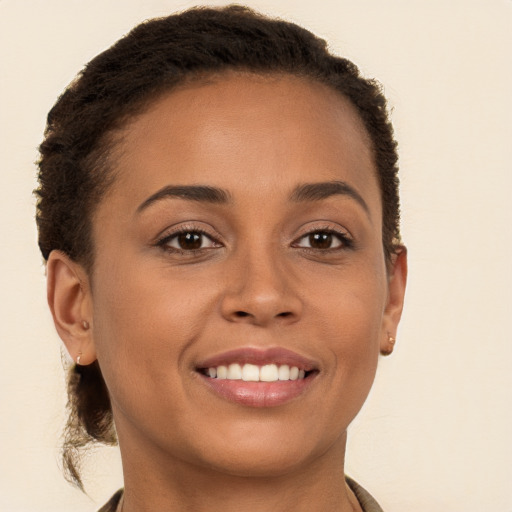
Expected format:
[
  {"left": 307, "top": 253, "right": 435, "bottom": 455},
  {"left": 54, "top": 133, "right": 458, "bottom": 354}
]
[{"left": 199, "top": 373, "right": 317, "bottom": 408}]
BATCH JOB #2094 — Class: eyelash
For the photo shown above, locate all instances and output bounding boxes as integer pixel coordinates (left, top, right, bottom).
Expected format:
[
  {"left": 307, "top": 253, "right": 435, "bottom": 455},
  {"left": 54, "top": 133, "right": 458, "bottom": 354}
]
[
  {"left": 155, "top": 225, "right": 354, "bottom": 255},
  {"left": 292, "top": 227, "right": 354, "bottom": 252},
  {"left": 156, "top": 225, "right": 221, "bottom": 255}
]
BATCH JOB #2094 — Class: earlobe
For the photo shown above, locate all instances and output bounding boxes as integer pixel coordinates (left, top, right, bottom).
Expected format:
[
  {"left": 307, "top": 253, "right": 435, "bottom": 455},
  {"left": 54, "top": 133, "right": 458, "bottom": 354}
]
[
  {"left": 46, "top": 251, "right": 96, "bottom": 365},
  {"left": 380, "top": 247, "right": 408, "bottom": 356}
]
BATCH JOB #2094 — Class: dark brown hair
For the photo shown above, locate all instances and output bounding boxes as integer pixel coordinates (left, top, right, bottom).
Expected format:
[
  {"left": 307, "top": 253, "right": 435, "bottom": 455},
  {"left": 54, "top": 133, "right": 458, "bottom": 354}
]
[{"left": 35, "top": 5, "right": 401, "bottom": 489}]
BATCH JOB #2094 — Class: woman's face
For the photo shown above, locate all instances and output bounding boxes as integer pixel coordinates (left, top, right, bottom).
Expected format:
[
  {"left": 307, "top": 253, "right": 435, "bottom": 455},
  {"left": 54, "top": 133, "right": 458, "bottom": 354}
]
[{"left": 85, "top": 73, "right": 406, "bottom": 476}]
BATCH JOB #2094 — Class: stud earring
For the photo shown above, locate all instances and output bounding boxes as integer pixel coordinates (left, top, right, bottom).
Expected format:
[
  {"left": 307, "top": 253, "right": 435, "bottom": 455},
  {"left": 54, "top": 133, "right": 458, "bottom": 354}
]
[
  {"left": 76, "top": 351, "right": 82, "bottom": 365},
  {"left": 380, "top": 334, "right": 396, "bottom": 356}
]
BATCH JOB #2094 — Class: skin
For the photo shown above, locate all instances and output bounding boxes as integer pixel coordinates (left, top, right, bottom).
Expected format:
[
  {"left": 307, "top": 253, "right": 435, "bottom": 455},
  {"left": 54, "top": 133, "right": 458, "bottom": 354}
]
[{"left": 47, "top": 73, "right": 407, "bottom": 512}]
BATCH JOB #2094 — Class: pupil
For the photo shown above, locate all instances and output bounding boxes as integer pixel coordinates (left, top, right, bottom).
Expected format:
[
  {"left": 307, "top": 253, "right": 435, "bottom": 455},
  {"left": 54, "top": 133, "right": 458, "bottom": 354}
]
[
  {"left": 309, "top": 232, "right": 332, "bottom": 249},
  {"left": 178, "top": 232, "right": 202, "bottom": 250}
]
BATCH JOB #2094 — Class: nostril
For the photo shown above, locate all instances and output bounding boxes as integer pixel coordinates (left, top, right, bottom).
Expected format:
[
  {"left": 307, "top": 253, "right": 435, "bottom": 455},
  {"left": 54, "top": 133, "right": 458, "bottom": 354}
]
[
  {"left": 277, "top": 311, "right": 292, "bottom": 318},
  {"left": 234, "top": 311, "right": 250, "bottom": 318}
]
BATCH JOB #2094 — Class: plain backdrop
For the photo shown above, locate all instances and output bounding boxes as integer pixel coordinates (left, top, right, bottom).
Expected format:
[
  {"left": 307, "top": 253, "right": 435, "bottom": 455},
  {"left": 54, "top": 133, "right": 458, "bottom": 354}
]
[{"left": 1, "top": 0, "right": 511, "bottom": 511}]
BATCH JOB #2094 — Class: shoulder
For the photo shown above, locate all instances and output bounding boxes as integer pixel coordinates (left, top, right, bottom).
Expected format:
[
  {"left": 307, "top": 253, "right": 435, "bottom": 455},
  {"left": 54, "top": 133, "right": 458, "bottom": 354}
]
[
  {"left": 97, "top": 489, "right": 123, "bottom": 512},
  {"left": 346, "top": 476, "right": 385, "bottom": 512}
]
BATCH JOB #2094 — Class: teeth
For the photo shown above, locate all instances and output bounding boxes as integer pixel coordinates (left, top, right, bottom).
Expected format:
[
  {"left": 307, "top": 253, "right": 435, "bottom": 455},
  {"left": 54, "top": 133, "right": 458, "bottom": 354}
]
[
  {"left": 242, "top": 364, "right": 260, "bottom": 381},
  {"left": 278, "top": 365, "right": 290, "bottom": 380},
  {"left": 227, "top": 363, "right": 242, "bottom": 380},
  {"left": 260, "top": 364, "right": 278, "bottom": 382},
  {"left": 206, "top": 363, "right": 307, "bottom": 382},
  {"left": 216, "top": 366, "right": 228, "bottom": 379}
]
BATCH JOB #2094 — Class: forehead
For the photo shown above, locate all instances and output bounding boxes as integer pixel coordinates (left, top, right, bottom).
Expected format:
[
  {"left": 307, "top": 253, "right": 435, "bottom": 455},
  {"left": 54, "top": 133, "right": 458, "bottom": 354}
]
[{"left": 105, "top": 72, "right": 379, "bottom": 211}]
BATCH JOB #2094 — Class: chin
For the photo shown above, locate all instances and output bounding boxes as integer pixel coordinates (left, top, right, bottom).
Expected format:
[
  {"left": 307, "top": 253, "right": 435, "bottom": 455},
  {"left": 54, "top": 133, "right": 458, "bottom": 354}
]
[
  {"left": 184, "top": 422, "right": 342, "bottom": 479},
  {"left": 200, "top": 447, "right": 317, "bottom": 479}
]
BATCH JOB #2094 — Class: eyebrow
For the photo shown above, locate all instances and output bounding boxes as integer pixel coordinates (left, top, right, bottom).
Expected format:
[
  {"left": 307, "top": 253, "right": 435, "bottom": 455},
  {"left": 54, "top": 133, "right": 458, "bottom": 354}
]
[
  {"left": 137, "top": 185, "right": 231, "bottom": 213},
  {"left": 290, "top": 181, "right": 370, "bottom": 214},
  {"left": 136, "top": 180, "right": 369, "bottom": 216}
]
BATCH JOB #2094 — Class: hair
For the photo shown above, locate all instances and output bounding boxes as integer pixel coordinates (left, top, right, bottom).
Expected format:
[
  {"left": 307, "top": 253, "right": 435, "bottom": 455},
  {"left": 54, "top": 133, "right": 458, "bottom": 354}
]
[{"left": 35, "top": 5, "right": 401, "bottom": 490}]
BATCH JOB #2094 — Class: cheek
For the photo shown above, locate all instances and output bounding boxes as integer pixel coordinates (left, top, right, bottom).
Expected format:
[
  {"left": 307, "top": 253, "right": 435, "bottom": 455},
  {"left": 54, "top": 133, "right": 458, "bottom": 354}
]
[
  {"left": 90, "top": 260, "right": 215, "bottom": 395},
  {"left": 307, "top": 255, "right": 387, "bottom": 342},
  {"left": 308, "top": 262, "right": 387, "bottom": 401}
]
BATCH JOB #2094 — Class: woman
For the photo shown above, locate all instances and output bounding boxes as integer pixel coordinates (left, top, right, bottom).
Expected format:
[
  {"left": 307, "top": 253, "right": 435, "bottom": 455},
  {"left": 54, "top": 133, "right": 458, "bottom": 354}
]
[{"left": 36, "top": 6, "right": 407, "bottom": 512}]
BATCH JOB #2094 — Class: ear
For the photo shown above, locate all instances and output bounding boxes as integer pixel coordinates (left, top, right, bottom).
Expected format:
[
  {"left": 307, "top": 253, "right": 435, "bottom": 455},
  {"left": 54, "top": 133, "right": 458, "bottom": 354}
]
[
  {"left": 380, "top": 247, "right": 408, "bottom": 356},
  {"left": 46, "top": 250, "right": 96, "bottom": 365}
]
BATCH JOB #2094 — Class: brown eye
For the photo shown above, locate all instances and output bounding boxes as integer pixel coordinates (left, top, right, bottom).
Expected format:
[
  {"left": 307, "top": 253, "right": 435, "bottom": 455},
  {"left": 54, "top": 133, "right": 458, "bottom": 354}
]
[
  {"left": 309, "top": 232, "right": 333, "bottom": 249},
  {"left": 165, "top": 231, "right": 218, "bottom": 251},
  {"left": 177, "top": 232, "right": 202, "bottom": 250},
  {"left": 294, "top": 230, "right": 345, "bottom": 250}
]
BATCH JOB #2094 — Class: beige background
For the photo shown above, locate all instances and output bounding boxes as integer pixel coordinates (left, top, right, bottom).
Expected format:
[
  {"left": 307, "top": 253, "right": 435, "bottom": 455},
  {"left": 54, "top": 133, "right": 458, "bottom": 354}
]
[{"left": 1, "top": 0, "right": 511, "bottom": 510}]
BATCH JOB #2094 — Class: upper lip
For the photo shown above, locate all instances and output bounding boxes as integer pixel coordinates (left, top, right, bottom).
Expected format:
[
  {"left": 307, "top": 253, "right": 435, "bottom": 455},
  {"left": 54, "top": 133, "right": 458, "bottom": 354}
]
[{"left": 196, "top": 347, "right": 318, "bottom": 372}]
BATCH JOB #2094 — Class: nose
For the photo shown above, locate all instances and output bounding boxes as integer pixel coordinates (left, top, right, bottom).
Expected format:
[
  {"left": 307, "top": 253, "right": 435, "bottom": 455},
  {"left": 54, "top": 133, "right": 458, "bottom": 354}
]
[{"left": 220, "top": 247, "right": 303, "bottom": 327}]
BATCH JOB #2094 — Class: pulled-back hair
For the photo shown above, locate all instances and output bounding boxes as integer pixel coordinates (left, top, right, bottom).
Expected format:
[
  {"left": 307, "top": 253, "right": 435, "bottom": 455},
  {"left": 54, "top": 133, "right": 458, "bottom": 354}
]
[{"left": 35, "top": 5, "right": 401, "bottom": 489}]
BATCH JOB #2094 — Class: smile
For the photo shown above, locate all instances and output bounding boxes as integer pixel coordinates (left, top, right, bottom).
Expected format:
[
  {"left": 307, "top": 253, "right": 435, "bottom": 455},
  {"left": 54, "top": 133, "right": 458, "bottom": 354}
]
[
  {"left": 202, "top": 363, "right": 307, "bottom": 381},
  {"left": 196, "top": 348, "right": 318, "bottom": 407}
]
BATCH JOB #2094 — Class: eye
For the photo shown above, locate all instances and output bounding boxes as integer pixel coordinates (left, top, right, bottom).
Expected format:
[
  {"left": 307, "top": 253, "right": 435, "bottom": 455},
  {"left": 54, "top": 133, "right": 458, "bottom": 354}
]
[
  {"left": 158, "top": 229, "right": 220, "bottom": 252},
  {"left": 293, "top": 230, "right": 351, "bottom": 250}
]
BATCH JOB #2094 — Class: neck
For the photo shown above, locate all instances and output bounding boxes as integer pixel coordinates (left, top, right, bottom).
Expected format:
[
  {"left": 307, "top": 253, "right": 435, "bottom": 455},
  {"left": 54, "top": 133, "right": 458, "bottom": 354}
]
[{"left": 117, "top": 427, "right": 361, "bottom": 512}]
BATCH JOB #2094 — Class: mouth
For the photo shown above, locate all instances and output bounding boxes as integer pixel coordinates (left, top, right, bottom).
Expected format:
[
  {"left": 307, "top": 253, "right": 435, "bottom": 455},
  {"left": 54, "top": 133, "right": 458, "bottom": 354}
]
[
  {"left": 198, "top": 363, "right": 312, "bottom": 382},
  {"left": 195, "top": 347, "right": 319, "bottom": 407}
]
